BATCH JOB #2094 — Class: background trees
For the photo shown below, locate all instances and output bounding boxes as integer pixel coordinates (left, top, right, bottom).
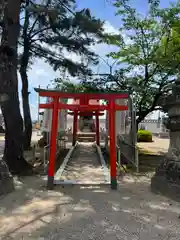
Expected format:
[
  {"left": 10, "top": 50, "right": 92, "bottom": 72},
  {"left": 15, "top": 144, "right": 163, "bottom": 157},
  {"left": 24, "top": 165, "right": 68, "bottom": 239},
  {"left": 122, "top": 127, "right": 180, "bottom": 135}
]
[
  {"left": 83, "top": 0, "right": 180, "bottom": 126},
  {"left": 53, "top": 77, "right": 102, "bottom": 93}
]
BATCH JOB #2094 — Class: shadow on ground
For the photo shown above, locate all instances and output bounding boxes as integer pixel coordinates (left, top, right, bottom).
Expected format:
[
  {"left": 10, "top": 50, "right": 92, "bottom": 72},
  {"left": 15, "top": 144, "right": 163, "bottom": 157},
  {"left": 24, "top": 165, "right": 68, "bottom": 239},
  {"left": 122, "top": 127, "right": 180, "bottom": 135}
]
[
  {"left": 0, "top": 174, "right": 180, "bottom": 240},
  {"left": 138, "top": 153, "right": 164, "bottom": 172}
]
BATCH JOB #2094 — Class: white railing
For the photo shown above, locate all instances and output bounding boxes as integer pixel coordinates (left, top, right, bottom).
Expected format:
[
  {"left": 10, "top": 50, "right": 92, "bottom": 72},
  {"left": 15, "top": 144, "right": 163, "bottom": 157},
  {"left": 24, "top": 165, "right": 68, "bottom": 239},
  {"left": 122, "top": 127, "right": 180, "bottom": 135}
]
[
  {"left": 54, "top": 141, "right": 78, "bottom": 180},
  {"left": 95, "top": 143, "right": 110, "bottom": 183}
]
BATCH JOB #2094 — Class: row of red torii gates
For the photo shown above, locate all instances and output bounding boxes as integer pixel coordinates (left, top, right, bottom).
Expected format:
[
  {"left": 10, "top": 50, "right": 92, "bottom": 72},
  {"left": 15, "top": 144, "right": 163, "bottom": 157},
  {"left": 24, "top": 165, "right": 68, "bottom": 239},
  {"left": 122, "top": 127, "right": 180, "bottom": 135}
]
[{"left": 35, "top": 88, "right": 129, "bottom": 190}]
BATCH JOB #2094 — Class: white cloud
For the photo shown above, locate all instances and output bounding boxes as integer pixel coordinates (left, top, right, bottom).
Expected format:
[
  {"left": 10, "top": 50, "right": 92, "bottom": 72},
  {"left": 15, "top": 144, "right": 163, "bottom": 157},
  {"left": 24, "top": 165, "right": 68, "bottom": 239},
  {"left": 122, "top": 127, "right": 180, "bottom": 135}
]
[
  {"left": 103, "top": 21, "right": 119, "bottom": 35},
  {"left": 35, "top": 68, "right": 47, "bottom": 76},
  {"left": 29, "top": 104, "right": 37, "bottom": 120},
  {"left": 27, "top": 59, "right": 59, "bottom": 88},
  {"left": 27, "top": 21, "right": 119, "bottom": 86}
]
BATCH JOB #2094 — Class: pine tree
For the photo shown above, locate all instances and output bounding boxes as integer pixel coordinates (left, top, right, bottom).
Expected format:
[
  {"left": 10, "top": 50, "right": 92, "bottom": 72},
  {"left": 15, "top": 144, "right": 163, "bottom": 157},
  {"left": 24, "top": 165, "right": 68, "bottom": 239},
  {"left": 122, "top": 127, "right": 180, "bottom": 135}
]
[
  {"left": 0, "top": 0, "right": 33, "bottom": 174},
  {"left": 20, "top": 0, "right": 104, "bottom": 149}
]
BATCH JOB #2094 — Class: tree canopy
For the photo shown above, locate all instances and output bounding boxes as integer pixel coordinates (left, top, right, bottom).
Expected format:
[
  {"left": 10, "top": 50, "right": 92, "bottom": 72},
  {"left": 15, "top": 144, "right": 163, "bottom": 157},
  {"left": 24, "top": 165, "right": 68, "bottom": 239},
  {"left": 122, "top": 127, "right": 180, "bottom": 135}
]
[
  {"left": 53, "top": 77, "right": 102, "bottom": 93},
  {"left": 20, "top": 0, "right": 104, "bottom": 76},
  {"left": 82, "top": 0, "right": 180, "bottom": 124}
]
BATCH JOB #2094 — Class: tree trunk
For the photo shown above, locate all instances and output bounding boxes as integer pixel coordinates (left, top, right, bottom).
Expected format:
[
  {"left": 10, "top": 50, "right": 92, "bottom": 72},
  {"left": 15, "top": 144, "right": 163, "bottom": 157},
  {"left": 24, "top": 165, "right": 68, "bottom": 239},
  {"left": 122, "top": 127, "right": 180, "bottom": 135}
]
[
  {"left": 1, "top": 90, "right": 32, "bottom": 174},
  {"left": 0, "top": 158, "right": 14, "bottom": 195},
  {"left": 136, "top": 119, "right": 141, "bottom": 132},
  {"left": 136, "top": 112, "right": 150, "bottom": 131},
  {"left": 20, "top": 69, "right": 32, "bottom": 150},
  {"left": 0, "top": 0, "right": 33, "bottom": 175},
  {"left": 20, "top": 2, "right": 32, "bottom": 150}
]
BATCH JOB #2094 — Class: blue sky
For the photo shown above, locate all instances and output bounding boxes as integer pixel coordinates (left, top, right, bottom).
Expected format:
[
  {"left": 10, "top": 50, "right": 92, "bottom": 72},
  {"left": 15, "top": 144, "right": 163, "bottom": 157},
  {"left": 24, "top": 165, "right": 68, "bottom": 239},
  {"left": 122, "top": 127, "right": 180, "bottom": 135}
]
[{"left": 22, "top": 0, "right": 174, "bottom": 120}]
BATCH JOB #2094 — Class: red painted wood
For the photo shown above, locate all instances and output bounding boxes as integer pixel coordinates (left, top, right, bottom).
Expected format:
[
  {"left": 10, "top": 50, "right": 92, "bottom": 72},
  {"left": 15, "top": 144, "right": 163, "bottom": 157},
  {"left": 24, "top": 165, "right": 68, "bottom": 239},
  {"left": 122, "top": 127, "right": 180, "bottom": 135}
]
[
  {"left": 39, "top": 102, "right": 128, "bottom": 111},
  {"left": 68, "top": 111, "right": 104, "bottom": 116},
  {"left": 109, "top": 99, "right": 117, "bottom": 181},
  {"left": 115, "top": 105, "right": 128, "bottom": 111},
  {"left": 58, "top": 103, "right": 107, "bottom": 111},
  {"left": 74, "top": 99, "right": 100, "bottom": 105},
  {"left": 58, "top": 103, "right": 128, "bottom": 111},
  {"left": 48, "top": 97, "right": 59, "bottom": 177},
  {"left": 37, "top": 90, "right": 128, "bottom": 100},
  {"left": 39, "top": 103, "right": 53, "bottom": 109},
  {"left": 39, "top": 103, "right": 128, "bottom": 112}
]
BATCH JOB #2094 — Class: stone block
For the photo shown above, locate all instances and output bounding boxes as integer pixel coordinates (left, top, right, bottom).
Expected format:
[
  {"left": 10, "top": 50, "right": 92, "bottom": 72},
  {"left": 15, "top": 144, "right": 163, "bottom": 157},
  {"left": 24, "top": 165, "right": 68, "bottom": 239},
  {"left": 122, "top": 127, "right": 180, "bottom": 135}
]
[
  {"left": 151, "top": 175, "right": 180, "bottom": 202},
  {"left": 0, "top": 159, "right": 14, "bottom": 195},
  {"left": 151, "top": 157, "right": 180, "bottom": 201}
]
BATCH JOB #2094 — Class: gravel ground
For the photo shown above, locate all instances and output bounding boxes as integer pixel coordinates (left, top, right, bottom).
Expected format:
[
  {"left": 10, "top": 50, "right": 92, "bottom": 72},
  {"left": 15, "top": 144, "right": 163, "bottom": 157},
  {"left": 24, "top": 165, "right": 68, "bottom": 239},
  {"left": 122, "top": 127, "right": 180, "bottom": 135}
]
[{"left": 1, "top": 140, "right": 180, "bottom": 240}]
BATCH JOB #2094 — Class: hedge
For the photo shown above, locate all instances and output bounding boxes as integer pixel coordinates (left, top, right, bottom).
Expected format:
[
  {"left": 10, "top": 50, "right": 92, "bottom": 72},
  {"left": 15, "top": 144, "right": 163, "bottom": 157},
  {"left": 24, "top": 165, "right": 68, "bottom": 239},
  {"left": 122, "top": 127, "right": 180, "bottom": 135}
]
[{"left": 137, "top": 130, "right": 152, "bottom": 142}]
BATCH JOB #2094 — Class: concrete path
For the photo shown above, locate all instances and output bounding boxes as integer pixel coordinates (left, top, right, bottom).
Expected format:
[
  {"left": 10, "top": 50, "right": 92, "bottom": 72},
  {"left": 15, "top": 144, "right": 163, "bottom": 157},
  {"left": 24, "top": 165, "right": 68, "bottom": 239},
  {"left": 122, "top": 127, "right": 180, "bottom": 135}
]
[{"left": 60, "top": 142, "right": 106, "bottom": 184}]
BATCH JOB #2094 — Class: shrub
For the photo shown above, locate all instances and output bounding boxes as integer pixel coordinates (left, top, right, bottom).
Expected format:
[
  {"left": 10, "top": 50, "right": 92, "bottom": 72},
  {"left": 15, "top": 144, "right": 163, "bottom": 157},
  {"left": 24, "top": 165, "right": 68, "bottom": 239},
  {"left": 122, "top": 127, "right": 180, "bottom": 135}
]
[{"left": 137, "top": 130, "right": 152, "bottom": 142}]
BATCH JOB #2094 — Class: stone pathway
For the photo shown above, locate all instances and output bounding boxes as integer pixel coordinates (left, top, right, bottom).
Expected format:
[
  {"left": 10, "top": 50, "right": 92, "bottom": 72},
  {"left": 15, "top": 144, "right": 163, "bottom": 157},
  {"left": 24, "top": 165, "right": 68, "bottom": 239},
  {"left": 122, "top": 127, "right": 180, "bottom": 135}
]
[{"left": 60, "top": 142, "right": 106, "bottom": 184}]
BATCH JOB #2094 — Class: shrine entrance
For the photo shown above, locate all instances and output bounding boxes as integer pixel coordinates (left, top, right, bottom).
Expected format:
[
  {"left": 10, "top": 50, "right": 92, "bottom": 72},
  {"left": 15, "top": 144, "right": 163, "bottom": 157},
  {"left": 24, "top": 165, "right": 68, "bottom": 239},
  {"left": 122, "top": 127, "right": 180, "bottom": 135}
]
[{"left": 35, "top": 88, "right": 128, "bottom": 190}]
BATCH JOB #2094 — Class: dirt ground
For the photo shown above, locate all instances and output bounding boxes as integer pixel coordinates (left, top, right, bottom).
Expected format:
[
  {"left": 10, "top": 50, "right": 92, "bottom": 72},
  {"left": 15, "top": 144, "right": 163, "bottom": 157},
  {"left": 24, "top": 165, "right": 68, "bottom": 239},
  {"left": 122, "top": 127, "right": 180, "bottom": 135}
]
[
  {"left": 137, "top": 137, "right": 169, "bottom": 154},
  {"left": 1, "top": 139, "right": 180, "bottom": 240},
  {"left": 1, "top": 176, "right": 180, "bottom": 240}
]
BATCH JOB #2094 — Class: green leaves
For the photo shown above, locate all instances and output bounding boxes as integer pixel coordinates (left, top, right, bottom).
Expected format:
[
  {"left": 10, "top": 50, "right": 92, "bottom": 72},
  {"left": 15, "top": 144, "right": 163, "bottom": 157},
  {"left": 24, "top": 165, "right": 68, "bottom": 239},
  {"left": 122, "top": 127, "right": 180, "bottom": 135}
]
[
  {"left": 94, "top": 0, "right": 180, "bottom": 124},
  {"left": 53, "top": 78, "right": 102, "bottom": 93},
  {"left": 103, "top": 33, "right": 124, "bottom": 46}
]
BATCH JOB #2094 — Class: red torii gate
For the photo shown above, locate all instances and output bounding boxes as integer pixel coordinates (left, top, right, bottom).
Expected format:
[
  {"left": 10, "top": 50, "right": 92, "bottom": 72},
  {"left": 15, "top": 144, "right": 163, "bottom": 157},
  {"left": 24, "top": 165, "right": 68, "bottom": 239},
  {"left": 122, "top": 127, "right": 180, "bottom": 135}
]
[
  {"left": 69, "top": 98, "right": 104, "bottom": 145},
  {"left": 34, "top": 88, "right": 128, "bottom": 190},
  {"left": 68, "top": 110, "right": 104, "bottom": 145}
]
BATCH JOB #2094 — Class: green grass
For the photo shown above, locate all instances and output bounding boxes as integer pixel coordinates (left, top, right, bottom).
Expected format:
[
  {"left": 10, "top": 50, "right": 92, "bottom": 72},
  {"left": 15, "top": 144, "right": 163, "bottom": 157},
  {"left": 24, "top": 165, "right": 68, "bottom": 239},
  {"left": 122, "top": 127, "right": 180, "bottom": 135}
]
[
  {"left": 102, "top": 146, "right": 164, "bottom": 174},
  {"left": 136, "top": 145, "right": 153, "bottom": 155}
]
